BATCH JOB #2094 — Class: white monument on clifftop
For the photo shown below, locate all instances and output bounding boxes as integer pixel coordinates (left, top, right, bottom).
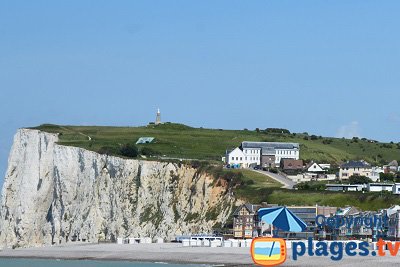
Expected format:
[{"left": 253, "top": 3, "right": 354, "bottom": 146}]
[{"left": 155, "top": 108, "right": 162, "bottom": 125}]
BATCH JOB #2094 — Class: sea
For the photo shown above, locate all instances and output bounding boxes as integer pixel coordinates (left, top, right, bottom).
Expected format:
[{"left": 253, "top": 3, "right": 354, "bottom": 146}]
[{"left": 0, "top": 259, "right": 208, "bottom": 267}]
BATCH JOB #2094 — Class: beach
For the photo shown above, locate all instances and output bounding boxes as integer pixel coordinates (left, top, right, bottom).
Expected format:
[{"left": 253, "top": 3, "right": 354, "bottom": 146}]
[{"left": 1, "top": 243, "right": 400, "bottom": 266}]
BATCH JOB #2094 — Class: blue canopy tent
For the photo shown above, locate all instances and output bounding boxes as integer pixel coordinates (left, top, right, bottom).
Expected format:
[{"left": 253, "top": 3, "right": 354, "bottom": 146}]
[{"left": 258, "top": 207, "right": 307, "bottom": 235}]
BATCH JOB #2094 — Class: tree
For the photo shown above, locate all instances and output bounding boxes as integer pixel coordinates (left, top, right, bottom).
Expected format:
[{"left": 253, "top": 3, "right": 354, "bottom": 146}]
[
  {"left": 98, "top": 146, "right": 118, "bottom": 155},
  {"left": 380, "top": 173, "right": 395, "bottom": 182},
  {"left": 120, "top": 143, "right": 138, "bottom": 158},
  {"left": 348, "top": 175, "right": 372, "bottom": 184},
  {"left": 140, "top": 146, "right": 158, "bottom": 156}
]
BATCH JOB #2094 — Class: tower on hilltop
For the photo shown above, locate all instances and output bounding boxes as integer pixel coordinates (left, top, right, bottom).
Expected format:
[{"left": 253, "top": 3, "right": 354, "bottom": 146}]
[{"left": 155, "top": 108, "right": 161, "bottom": 125}]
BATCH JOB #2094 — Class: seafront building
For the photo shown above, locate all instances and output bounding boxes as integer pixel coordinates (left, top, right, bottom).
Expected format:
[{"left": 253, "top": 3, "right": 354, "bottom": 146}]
[
  {"left": 232, "top": 204, "right": 262, "bottom": 238},
  {"left": 232, "top": 204, "right": 337, "bottom": 240}
]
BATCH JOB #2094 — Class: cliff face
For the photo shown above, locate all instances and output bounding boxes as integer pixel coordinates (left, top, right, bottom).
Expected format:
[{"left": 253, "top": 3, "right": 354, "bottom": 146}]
[{"left": 0, "top": 129, "right": 234, "bottom": 248}]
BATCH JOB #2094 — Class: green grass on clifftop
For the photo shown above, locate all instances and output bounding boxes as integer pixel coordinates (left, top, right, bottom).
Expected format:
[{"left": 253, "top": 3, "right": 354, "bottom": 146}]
[
  {"left": 33, "top": 123, "right": 400, "bottom": 211},
  {"left": 33, "top": 123, "right": 400, "bottom": 165}
]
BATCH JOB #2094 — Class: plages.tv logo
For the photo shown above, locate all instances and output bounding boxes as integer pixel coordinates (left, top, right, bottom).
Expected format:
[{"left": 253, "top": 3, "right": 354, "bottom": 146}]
[{"left": 251, "top": 237, "right": 287, "bottom": 266}]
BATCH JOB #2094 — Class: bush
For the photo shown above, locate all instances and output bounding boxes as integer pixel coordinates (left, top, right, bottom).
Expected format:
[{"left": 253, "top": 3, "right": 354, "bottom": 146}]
[
  {"left": 322, "top": 139, "right": 332, "bottom": 145},
  {"left": 296, "top": 182, "right": 326, "bottom": 191},
  {"left": 380, "top": 173, "right": 395, "bottom": 182},
  {"left": 246, "top": 179, "right": 255, "bottom": 185},
  {"left": 140, "top": 146, "right": 158, "bottom": 156},
  {"left": 120, "top": 143, "right": 138, "bottom": 158},
  {"left": 269, "top": 168, "right": 278, "bottom": 174},
  {"left": 265, "top": 128, "right": 290, "bottom": 134},
  {"left": 98, "top": 146, "right": 118, "bottom": 155},
  {"left": 349, "top": 175, "right": 372, "bottom": 184}
]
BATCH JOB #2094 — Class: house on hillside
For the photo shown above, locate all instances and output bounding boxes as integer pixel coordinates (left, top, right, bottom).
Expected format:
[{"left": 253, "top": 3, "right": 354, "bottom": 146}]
[
  {"left": 225, "top": 141, "right": 300, "bottom": 168},
  {"left": 306, "top": 162, "right": 330, "bottom": 173},
  {"left": 384, "top": 160, "right": 399, "bottom": 174},
  {"left": 241, "top": 141, "right": 300, "bottom": 167},
  {"left": 367, "top": 183, "right": 394, "bottom": 192},
  {"left": 225, "top": 147, "right": 261, "bottom": 168},
  {"left": 393, "top": 184, "right": 400, "bottom": 195},
  {"left": 280, "top": 159, "right": 304, "bottom": 174},
  {"left": 326, "top": 184, "right": 365, "bottom": 192},
  {"left": 225, "top": 147, "right": 245, "bottom": 168},
  {"left": 339, "top": 160, "right": 372, "bottom": 180},
  {"left": 370, "top": 167, "right": 384, "bottom": 182}
]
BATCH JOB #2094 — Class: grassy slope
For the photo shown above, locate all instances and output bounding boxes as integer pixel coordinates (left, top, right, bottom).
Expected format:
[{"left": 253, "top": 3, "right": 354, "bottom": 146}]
[
  {"left": 265, "top": 190, "right": 400, "bottom": 211},
  {"left": 32, "top": 123, "right": 400, "bottom": 210},
  {"left": 33, "top": 123, "right": 400, "bottom": 165}
]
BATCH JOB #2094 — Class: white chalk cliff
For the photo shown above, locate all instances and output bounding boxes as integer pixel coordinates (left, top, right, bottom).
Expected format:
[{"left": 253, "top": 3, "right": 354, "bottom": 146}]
[{"left": 0, "top": 129, "right": 234, "bottom": 248}]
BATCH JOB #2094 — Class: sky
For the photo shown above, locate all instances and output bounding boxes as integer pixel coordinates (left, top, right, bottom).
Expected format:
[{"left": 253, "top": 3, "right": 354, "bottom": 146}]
[{"left": 1, "top": 1, "right": 400, "bottom": 185}]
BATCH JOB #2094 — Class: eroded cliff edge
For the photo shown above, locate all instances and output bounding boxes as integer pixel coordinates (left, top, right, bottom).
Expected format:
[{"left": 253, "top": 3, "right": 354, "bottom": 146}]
[{"left": 0, "top": 129, "right": 235, "bottom": 248}]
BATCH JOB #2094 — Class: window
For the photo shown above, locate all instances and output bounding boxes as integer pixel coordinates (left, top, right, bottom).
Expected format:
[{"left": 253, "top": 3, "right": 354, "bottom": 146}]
[
  {"left": 236, "top": 157, "right": 238, "bottom": 160},
  {"left": 240, "top": 157, "right": 242, "bottom": 160},
  {"left": 231, "top": 157, "right": 234, "bottom": 160},
  {"left": 245, "top": 157, "right": 247, "bottom": 160}
]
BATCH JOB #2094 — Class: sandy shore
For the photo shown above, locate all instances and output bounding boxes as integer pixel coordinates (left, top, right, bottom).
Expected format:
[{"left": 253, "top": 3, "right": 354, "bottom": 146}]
[{"left": 0, "top": 243, "right": 400, "bottom": 266}]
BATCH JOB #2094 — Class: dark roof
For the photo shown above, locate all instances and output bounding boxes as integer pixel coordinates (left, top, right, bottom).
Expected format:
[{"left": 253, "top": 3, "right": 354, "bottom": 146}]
[
  {"left": 261, "top": 147, "right": 276, "bottom": 155},
  {"left": 340, "top": 160, "right": 371, "bottom": 169},
  {"left": 281, "top": 159, "right": 303, "bottom": 170},
  {"left": 241, "top": 141, "right": 299, "bottom": 150},
  {"left": 233, "top": 204, "right": 260, "bottom": 215}
]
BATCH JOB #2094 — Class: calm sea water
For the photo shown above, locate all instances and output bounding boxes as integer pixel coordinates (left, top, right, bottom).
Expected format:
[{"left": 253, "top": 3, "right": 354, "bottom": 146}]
[{"left": 0, "top": 259, "right": 207, "bottom": 267}]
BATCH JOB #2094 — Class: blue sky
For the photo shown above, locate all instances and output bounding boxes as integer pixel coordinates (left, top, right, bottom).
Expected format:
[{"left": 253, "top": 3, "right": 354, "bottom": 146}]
[{"left": 1, "top": 1, "right": 400, "bottom": 185}]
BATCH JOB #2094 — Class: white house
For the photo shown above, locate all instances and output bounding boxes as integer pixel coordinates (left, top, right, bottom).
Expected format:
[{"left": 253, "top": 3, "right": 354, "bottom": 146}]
[
  {"left": 307, "top": 162, "right": 330, "bottom": 173},
  {"left": 393, "top": 184, "right": 400, "bottom": 195},
  {"left": 241, "top": 141, "right": 300, "bottom": 167},
  {"left": 367, "top": 183, "right": 394, "bottom": 192},
  {"left": 326, "top": 184, "right": 365, "bottom": 192},
  {"left": 370, "top": 167, "right": 384, "bottom": 182},
  {"left": 225, "top": 147, "right": 260, "bottom": 168},
  {"left": 226, "top": 147, "right": 246, "bottom": 167}
]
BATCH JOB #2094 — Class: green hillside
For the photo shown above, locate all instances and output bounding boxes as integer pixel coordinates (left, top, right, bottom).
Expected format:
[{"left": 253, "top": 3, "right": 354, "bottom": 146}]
[
  {"left": 33, "top": 123, "right": 400, "bottom": 165},
  {"left": 32, "top": 123, "right": 400, "bottom": 211}
]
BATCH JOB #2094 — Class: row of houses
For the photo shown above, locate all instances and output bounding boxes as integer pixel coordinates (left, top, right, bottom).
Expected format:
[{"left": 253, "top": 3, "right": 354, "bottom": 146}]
[
  {"left": 326, "top": 183, "right": 400, "bottom": 194},
  {"left": 338, "top": 160, "right": 399, "bottom": 181},
  {"left": 224, "top": 141, "right": 300, "bottom": 168},
  {"left": 233, "top": 203, "right": 400, "bottom": 241},
  {"left": 321, "top": 206, "right": 400, "bottom": 241}
]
